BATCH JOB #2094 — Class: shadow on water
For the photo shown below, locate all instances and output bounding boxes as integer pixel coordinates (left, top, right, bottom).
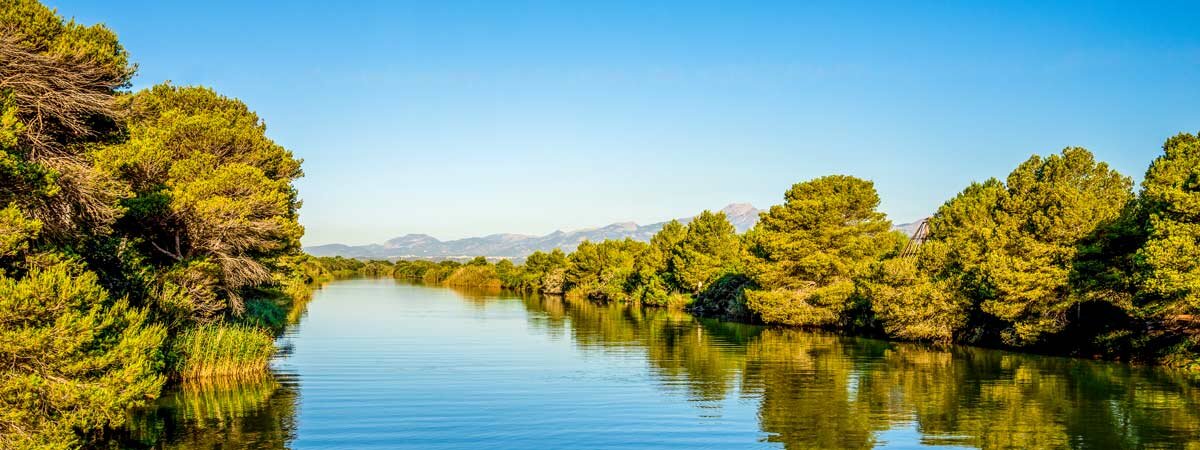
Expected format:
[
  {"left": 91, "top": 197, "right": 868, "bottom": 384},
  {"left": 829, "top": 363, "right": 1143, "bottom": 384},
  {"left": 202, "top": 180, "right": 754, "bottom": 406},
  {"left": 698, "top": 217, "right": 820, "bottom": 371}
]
[{"left": 116, "top": 280, "right": 1200, "bottom": 449}]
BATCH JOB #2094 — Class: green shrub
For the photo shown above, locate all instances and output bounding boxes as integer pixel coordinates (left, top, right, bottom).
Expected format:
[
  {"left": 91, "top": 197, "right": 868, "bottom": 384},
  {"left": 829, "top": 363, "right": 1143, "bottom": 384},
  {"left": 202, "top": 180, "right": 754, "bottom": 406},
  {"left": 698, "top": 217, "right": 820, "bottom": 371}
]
[{"left": 0, "top": 259, "right": 166, "bottom": 449}]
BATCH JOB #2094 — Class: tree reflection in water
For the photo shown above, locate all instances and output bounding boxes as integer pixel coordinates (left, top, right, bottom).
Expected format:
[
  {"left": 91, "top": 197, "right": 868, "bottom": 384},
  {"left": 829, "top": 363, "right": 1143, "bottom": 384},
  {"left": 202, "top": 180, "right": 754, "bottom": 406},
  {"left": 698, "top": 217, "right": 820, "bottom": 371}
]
[
  {"left": 117, "top": 285, "right": 1200, "bottom": 449},
  {"left": 118, "top": 375, "right": 299, "bottom": 449},
  {"left": 518, "top": 292, "right": 1200, "bottom": 449}
]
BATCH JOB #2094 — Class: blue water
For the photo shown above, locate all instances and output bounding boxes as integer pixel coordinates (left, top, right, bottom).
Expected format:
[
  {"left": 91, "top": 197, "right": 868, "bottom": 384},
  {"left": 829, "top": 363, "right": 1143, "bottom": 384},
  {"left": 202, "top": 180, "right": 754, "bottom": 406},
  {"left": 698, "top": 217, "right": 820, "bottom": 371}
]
[{"left": 126, "top": 279, "right": 1200, "bottom": 449}]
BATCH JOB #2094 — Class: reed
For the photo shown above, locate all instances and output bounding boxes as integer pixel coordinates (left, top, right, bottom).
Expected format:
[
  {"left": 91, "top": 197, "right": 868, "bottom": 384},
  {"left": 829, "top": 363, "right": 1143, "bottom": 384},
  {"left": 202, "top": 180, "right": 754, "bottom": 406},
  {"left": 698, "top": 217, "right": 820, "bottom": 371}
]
[{"left": 171, "top": 324, "right": 276, "bottom": 379}]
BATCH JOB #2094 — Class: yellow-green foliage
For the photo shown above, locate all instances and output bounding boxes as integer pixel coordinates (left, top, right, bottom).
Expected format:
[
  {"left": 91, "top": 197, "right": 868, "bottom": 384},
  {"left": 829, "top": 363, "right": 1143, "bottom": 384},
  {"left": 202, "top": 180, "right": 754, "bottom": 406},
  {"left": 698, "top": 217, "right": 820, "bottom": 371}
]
[
  {"left": 170, "top": 324, "right": 275, "bottom": 379},
  {"left": 0, "top": 204, "right": 40, "bottom": 258},
  {"left": 0, "top": 0, "right": 315, "bottom": 445},
  {"left": 443, "top": 265, "right": 502, "bottom": 289},
  {"left": 0, "top": 259, "right": 165, "bottom": 450},
  {"left": 981, "top": 148, "right": 1132, "bottom": 344},
  {"left": 869, "top": 179, "right": 1006, "bottom": 343},
  {"left": 0, "top": 0, "right": 132, "bottom": 237},
  {"left": 520, "top": 249, "right": 568, "bottom": 293},
  {"left": 1137, "top": 133, "right": 1200, "bottom": 317},
  {"left": 627, "top": 213, "right": 744, "bottom": 307},
  {"left": 94, "top": 84, "right": 304, "bottom": 316},
  {"left": 674, "top": 211, "right": 743, "bottom": 294},
  {"left": 0, "top": 0, "right": 130, "bottom": 73},
  {"left": 744, "top": 175, "right": 896, "bottom": 327},
  {"left": 566, "top": 239, "right": 648, "bottom": 302},
  {"left": 871, "top": 258, "right": 965, "bottom": 344}
]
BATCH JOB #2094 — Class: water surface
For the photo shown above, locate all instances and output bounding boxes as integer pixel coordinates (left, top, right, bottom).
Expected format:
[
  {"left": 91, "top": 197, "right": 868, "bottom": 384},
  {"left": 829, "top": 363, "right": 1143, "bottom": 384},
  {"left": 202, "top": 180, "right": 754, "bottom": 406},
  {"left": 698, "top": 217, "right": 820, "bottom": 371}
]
[{"left": 126, "top": 279, "right": 1200, "bottom": 449}]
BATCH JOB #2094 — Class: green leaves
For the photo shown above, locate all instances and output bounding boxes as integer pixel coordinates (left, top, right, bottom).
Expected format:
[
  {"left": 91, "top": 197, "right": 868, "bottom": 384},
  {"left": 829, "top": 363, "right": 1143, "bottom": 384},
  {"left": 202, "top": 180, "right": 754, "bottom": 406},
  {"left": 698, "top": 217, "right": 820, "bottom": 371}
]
[
  {"left": 1136, "top": 133, "right": 1200, "bottom": 316},
  {"left": 0, "top": 258, "right": 165, "bottom": 449},
  {"left": 982, "top": 148, "right": 1132, "bottom": 344},
  {"left": 566, "top": 239, "right": 648, "bottom": 302},
  {"left": 744, "top": 175, "right": 895, "bottom": 327},
  {"left": 674, "top": 211, "right": 742, "bottom": 294},
  {"left": 97, "top": 84, "right": 304, "bottom": 317}
]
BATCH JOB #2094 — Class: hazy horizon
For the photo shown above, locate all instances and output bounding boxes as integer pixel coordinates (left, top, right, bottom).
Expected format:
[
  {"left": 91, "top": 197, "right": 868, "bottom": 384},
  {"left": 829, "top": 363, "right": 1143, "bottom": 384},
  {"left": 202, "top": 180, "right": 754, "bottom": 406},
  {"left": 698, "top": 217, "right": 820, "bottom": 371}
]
[{"left": 48, "top": 0, "right": 1200, "bottom": 245}]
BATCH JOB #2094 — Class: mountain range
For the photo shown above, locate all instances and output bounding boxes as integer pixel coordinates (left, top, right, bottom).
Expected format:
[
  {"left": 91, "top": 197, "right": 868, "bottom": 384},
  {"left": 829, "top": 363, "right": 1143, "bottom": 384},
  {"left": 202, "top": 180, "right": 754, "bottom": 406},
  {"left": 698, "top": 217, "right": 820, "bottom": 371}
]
[{"left": 305, "top": 203, "right": 923, "bottom": 261}]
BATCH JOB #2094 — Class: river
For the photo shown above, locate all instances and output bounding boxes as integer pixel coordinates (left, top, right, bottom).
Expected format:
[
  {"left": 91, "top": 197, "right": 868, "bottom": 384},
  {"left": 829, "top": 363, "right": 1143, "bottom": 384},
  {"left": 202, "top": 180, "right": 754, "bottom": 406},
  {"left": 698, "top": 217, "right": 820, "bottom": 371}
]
[{"left": 119, "top": 278, "right": 1200, "bottom": 449}]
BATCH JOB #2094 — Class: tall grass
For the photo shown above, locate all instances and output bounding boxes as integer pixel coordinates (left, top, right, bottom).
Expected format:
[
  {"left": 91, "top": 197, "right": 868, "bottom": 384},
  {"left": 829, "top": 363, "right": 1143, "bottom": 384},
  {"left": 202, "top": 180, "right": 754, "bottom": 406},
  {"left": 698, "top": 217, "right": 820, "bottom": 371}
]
[{"left": 171, "top": 324, "right": 276, "bottom": 379}]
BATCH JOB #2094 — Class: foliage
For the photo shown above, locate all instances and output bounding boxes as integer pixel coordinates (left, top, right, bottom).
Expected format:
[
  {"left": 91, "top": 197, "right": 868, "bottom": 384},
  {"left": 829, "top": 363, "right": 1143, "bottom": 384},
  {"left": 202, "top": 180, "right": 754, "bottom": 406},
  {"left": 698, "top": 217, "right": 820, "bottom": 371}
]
[
  {"left": 0, "top": 1, "right": 315, "bottom": 445},
  {"left": 980, "top": 148, "right": 1133, "bottom": 345},
  {"left": 673, "top": 211, "right": 744, "bottom": 294},
  {"left": 0, "top": 0, "right": 131, "bottom": 239},
  {"left": 743, "top": 175, "right": 896, "bottom": 327},
  {"left": 565, "top": 239, "right": 648, "bottom": 302},
  {"left": 0, "top": 258, "right": 165, "bottom": 450},
  {"left": 522, "top": 249, "right": 568, "bottom": 293},
  {"left": 1136, "top": 132, "right": 1200, "bottom": 318},
  {"left": 443, "top": 264, "right": 502, "bottom": 289},
  {"left": 689, "top": 273, "right": 757, "bottom": 321},
  {"left": 870, "top": 179, "right": 1007, "bottom": 344},
  {"left": 95, "top": 84, "right": 304, "bottom": 318},
  {"left": 629, "top": 220, "right": 686, "bottom": 305}
]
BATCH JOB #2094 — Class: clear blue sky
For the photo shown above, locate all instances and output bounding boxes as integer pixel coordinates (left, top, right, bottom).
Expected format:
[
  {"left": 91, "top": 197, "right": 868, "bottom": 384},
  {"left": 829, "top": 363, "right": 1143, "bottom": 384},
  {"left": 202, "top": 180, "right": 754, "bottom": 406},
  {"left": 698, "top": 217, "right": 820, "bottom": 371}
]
[{"left": 50, "top": 1, "right": 1200, "bottom": 245}]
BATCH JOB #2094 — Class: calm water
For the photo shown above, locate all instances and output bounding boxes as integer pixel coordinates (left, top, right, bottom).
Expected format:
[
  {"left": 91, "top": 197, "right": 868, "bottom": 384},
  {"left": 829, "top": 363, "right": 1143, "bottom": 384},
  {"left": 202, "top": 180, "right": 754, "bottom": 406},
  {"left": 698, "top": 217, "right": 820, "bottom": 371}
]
[{"left": 123, "top": 279, "right": 1200, "bottom": 449}]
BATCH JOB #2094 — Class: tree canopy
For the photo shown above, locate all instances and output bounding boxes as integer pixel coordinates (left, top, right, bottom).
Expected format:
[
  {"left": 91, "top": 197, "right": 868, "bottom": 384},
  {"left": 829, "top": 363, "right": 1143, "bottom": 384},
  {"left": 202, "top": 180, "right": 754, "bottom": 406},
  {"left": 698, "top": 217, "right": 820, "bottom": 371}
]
[{"left": 744, "top": 175, "right": 896, "bottom": 327}]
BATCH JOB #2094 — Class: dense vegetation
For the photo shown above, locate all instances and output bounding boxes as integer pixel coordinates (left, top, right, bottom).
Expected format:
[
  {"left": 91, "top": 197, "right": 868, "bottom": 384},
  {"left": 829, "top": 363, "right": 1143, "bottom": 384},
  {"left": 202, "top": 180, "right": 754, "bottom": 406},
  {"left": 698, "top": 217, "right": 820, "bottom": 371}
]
[
  {"left": 340, "top": 141, "right": 1200, "bottom": 371},
  {"left": 0, "top": 1, "right": 334, "bottom": 447},
  {"left": 2, "top": 0, "right": 1199, "bottom": 446}
]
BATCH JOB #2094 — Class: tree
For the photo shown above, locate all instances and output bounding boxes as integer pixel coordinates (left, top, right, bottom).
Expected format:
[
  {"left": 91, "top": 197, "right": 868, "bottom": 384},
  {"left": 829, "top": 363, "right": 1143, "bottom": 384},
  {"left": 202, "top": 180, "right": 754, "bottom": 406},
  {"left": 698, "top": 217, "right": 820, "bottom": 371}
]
[
  {"left": 673, "top": 211, "right": 743, "bottom": 294},
  {"left": 1135, "top": 132, "right": 1200, "bottom": 318},
  {"left": 0, "top": 0, "right": 132, "bottom": 238},
  {"left": 871, "top": 179, "right": 1006, "bottom": 343},
  {"left": 629, "top": 220, "right": 686, "bottom": 305},
  {"left": 877, "top": 149, "right": 1133, "bottom": 346},
  {"left": 744, "top": 175, "right": 895, "bottom": 327},
  {"left": 565, "top": 239, "right": 647, "bottom": 302},
  {"left": 981, "top": 148, "right": 1132, "bottom": 345},
  {"left": 521, "top": 249, "right": 568, "bottom": 293},
  {"left": 94, "top": 84, "right": 304, "bottom": 320}
]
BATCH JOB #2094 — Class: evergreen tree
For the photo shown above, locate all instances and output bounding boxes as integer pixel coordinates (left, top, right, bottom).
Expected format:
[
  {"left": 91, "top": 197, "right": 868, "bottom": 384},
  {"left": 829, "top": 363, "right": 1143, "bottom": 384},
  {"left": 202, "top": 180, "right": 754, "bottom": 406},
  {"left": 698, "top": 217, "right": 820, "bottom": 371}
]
[
  {"left": 95, "top": 84, "right": 304, "bottom": 320},
  {"left": 744, "top": 175, "right": 895, "bottom": 327},
  {"left": 0, "top": 257, "right": 165, "bottom": 449},
  {"left": 673, "top": 211, "right": 743, "bottom": 294},
  {"left": 630, "top": 220, "right": 686, "bottom": 305},
  {"left": 982, "top": 148, "right": 1132, "bottom": 344},
  {"left": 1135, "top": 132, "right": 1200, "bottom": 318},
  {"left": 565, "top": 239, "right": 647, "bottom": 302}
]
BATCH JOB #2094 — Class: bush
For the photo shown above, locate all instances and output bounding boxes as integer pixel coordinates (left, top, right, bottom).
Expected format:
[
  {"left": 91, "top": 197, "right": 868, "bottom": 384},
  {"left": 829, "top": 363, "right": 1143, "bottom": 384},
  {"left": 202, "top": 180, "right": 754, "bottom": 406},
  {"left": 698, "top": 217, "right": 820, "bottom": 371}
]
[
  {"left": 0, "top": 259, "right": 165, "bottom": 449},
  {"left": 443, "top": 265, "right": 502, "bottom": 289}
]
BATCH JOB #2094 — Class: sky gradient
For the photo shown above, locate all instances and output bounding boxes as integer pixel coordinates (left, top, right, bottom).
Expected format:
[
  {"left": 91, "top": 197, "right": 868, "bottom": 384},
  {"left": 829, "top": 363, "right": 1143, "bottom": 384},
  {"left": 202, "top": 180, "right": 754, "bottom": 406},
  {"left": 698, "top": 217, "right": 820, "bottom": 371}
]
[{"left": 49, "top": 1, "right": 1200, "bottom": 245}]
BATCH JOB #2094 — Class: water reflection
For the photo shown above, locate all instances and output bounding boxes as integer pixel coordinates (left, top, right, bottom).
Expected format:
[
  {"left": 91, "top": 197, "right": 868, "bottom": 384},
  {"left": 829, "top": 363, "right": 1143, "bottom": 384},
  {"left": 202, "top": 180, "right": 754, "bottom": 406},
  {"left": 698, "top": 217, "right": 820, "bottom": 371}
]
[
  {"left": 120, "top": 375, "right": 299, "bottom": 449},
  {"left": 517, "top": 293, "right": 1200, "bottom": 449},
  {"left": 123, "top": 281, "right": 1200, "bottom": 449}
]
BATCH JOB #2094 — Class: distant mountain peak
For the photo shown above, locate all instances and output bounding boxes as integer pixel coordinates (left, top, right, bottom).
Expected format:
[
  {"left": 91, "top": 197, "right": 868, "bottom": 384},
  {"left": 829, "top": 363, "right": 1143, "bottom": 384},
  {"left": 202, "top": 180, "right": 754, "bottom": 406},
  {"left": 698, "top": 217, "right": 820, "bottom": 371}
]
[{"left": 720, "top": 202, "right": 757, "bottom": 215}]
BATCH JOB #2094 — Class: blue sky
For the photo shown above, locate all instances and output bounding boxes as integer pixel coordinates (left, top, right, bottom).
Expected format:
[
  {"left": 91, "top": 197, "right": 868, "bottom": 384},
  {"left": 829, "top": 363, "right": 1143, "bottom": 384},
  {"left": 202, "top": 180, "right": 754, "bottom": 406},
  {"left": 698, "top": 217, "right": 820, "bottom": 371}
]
[{"left": 50, "top": 1, "right": 1200, "bottom": 245}]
